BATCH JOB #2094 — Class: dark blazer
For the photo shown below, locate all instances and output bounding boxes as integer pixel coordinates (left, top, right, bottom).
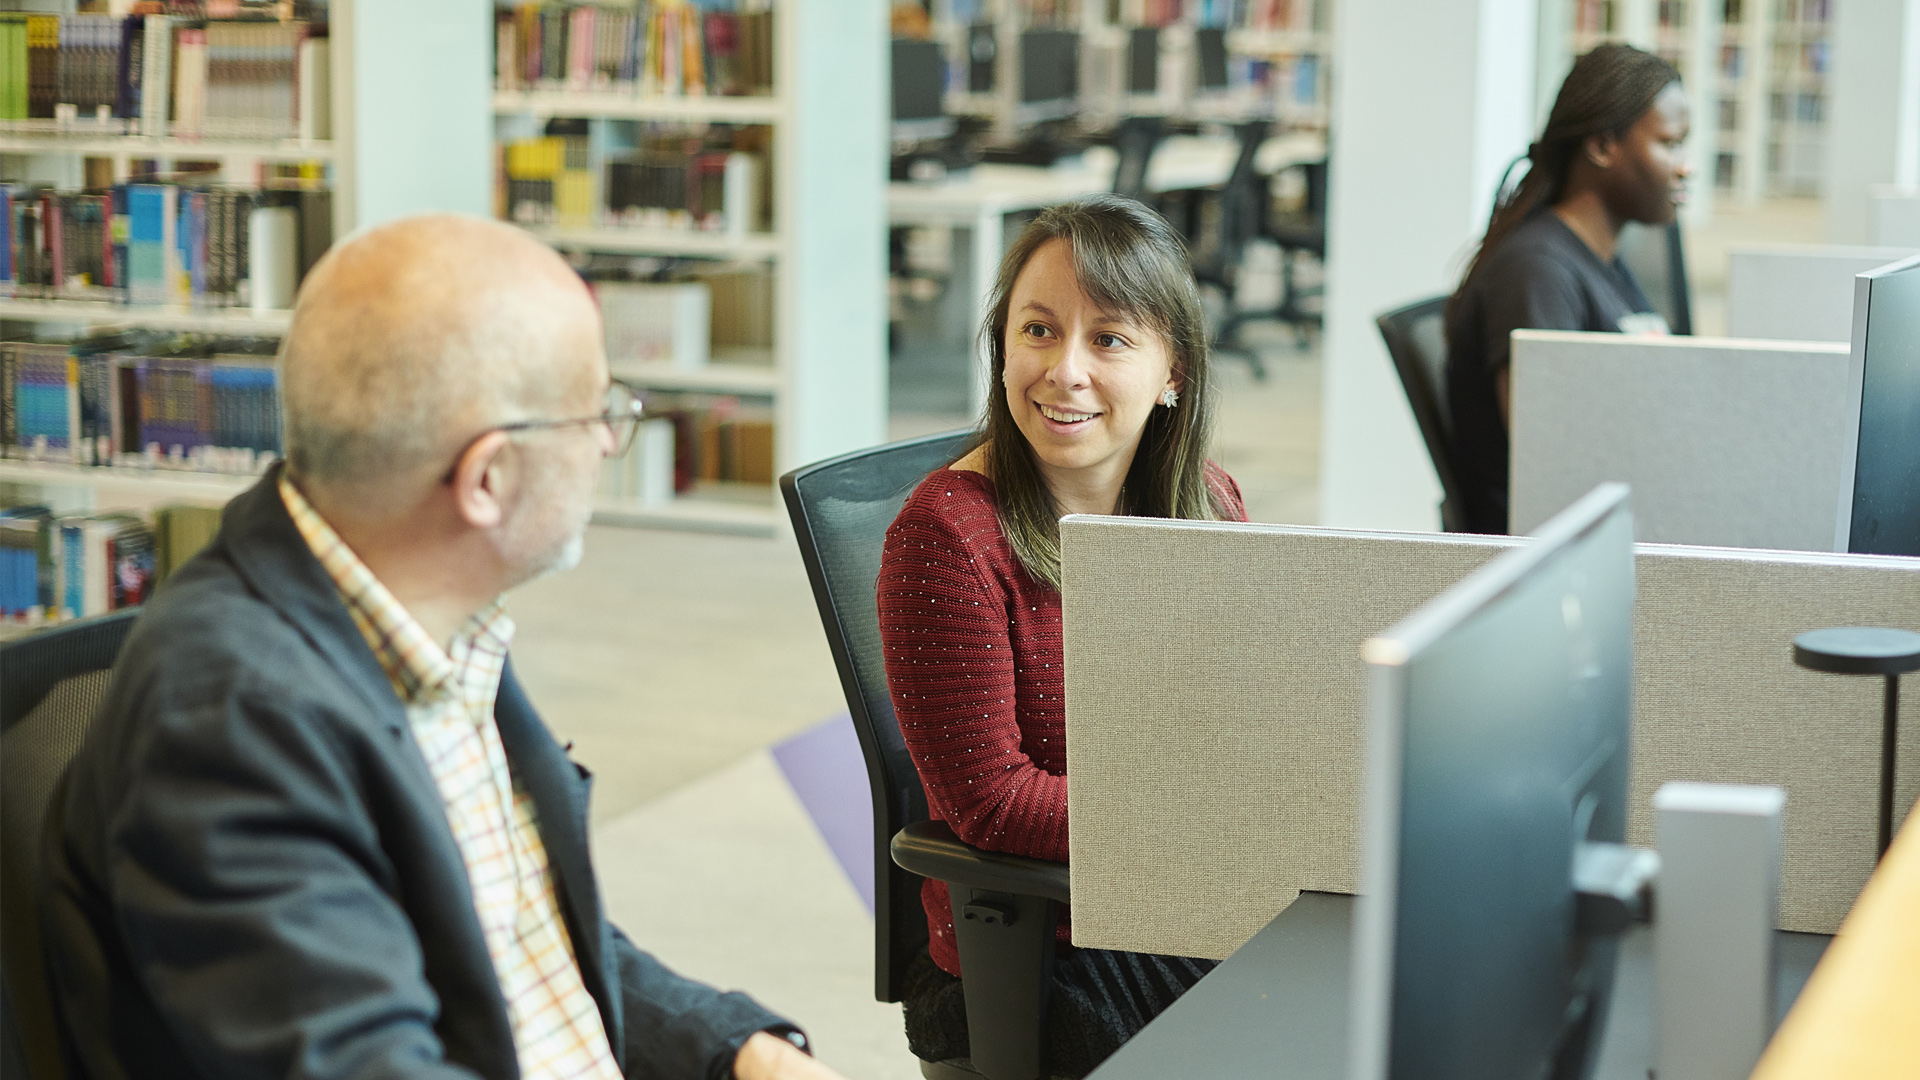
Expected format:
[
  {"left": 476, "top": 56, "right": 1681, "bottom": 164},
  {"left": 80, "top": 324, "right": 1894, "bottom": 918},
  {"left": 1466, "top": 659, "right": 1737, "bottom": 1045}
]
[{"left": 40, "top": 467, "right": 795, "bottom": 1080}]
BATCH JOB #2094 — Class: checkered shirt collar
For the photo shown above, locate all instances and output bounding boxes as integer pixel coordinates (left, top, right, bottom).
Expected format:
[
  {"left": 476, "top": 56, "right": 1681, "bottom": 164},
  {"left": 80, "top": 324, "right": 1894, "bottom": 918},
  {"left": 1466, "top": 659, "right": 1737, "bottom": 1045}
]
[{"left": 278, "top": 475, "right": 513, "bottom": 704}]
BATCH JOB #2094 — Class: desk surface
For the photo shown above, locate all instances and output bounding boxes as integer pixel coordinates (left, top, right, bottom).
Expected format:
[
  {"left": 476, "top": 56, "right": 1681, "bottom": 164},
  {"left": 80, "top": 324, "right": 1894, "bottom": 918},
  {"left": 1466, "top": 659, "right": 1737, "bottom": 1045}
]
[
  {"left": 1088, "top": 893, "right": 1830, "bottom": 1080},
  {"left": 886, "top": 132, "right": 1326, "bottom": 221}
]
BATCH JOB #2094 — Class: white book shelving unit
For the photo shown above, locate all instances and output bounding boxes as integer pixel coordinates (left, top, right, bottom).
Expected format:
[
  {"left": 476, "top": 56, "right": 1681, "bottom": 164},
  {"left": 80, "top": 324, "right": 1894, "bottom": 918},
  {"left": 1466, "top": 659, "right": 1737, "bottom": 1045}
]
[
  {"left": 0, "top": 2, "right": 354, "bottom": 514},
  {"left": 495, "top": 0, "right": 886, "bottom": 537}
]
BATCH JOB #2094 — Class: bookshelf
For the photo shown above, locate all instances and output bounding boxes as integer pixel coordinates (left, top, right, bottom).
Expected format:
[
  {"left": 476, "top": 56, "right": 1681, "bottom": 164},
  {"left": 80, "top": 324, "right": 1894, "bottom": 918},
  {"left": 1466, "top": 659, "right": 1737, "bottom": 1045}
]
[
  {"left": 494, "top": 0, "right": 887, "bottom": 538},
  {"left": 0, "top": 298, "right": 292, "bottom": 334}
]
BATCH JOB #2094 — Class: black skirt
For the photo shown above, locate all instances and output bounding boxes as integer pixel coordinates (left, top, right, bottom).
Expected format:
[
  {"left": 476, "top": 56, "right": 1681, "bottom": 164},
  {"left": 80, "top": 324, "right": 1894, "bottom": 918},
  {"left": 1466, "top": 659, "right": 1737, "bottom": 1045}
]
[{"left": 901, "top": 944, "right": 1217, "bottom": 1078}]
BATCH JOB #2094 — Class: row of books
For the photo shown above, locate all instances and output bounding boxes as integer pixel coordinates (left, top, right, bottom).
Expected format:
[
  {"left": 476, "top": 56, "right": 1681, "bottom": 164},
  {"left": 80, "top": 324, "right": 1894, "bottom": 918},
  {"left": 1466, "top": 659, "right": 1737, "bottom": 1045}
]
[
  {"left": 641, "top": 395, "right": 774, "bottom": 491},
  {"left": 494, "top": 3, "right": 774, "bottom": 98},
  {"left": 0, "top": 13, "right": 329, "bottom": 142},
  {"left": 1212, "top": 0, "right": 1322, "bottom": 33},
  {"left": 0, "top": 184, "right": 332, "bottom": 308},
  {"left": 0, "top": 502, "right": 220, "bottom": 620},
  {"left": 1, "top": 338, "right": 282, "bottom": 471},
  {"left": 500, "top": 130, "right": 764, "bottom": 232}
]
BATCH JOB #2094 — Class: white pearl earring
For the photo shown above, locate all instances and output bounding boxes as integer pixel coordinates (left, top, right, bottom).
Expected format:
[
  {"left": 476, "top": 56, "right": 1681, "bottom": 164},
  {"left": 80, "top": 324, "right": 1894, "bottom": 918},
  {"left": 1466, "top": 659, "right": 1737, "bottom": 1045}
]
[{"left": 1161, "top": 388, "right": 1179, "bottom": 409}]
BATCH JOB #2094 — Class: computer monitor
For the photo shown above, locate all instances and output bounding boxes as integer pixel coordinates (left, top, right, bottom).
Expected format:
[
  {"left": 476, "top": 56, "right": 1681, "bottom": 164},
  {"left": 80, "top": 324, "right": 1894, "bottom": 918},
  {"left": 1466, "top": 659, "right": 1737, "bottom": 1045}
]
[
  {"left": 892, "top": 38, "right": 954, "bottom": 143},
  {"left": 1352, "top": 483, "right": 1637, "bottom": 1080},
  {"left": 1126, "top": 26, "right": 1158, "bottom": 94},
  {"left": 1018, "top": 29, "right": 1080, "bottom": 123},
  {"left": 1195, "top": 27, "right": 1229, "bottom": 92},
  {"left": 967, "top": 23, "right": 996, "bottom": 94},
  {"left": 1845, "top": 253, "right": 1920, "bottom": 556}
]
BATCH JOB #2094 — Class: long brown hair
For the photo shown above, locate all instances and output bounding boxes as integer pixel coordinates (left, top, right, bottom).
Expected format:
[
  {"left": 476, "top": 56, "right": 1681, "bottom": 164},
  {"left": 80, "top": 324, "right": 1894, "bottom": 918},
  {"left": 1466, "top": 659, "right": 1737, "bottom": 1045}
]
[
  {"left": 974, "top": 194, "right": 1225, "bottom": 589},
  {"left": 1453, "top": 44, "right": 1679, "bottom": 307}
]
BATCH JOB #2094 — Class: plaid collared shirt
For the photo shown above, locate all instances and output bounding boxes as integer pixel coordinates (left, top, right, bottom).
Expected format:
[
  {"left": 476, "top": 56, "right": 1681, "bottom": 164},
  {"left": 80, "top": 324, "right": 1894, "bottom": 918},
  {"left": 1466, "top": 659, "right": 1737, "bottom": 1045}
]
[{"left": 280, "top": 477, "right": 622, "bottom": 1080}]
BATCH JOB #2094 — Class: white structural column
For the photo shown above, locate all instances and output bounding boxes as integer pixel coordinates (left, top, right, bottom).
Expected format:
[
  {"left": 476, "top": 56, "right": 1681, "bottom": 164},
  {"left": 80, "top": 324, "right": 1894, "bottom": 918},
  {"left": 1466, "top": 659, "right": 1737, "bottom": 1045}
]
[
  {"left": 1681, "top": 0, "right": 1722, "bottom": 224},
  {"left": 333, "top": 0, "right": 493, "bottom": 232},
  {"left": 1825, "top": 0, "right": 1920, "bottom": 243},
  {"left": 1534, "top": 0, "right": 1573, "bottom": 127},
  {"left": 779, "top": 0, "right": 889, "bottom": 470},
  {"left": 1318, "top": 0, "right": 1538, "bottom": 530}
]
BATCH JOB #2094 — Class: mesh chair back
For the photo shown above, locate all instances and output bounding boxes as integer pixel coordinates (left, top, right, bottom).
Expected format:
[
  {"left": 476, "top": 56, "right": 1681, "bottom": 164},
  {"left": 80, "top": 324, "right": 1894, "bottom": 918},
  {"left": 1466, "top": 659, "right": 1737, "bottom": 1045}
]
[
  {"left": 1194, "top": 120, "right": 1271, "bottom": 285},
  {"left": 780, "top": 432, "right": 974, "bottom": 1003},
  {"left": 1111, "top": 115, "right": 1165, "bottom": 205},
  {"left": 1376, "top": 296, "right": 1470, "bottom": 532},
  {"left": 1616, "top": 219, "right": 1693, "bottom": 335},
  {"left": 0, "top": 611, "right": 139, "bottom": 1080}
]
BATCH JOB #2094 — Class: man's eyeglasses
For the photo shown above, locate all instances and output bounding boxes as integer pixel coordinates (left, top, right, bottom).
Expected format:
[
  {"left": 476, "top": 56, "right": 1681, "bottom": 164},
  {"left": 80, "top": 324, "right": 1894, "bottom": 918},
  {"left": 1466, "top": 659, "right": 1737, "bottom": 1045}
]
[{"left": 443, "top": 379, "right": 646, "bottom": 484}]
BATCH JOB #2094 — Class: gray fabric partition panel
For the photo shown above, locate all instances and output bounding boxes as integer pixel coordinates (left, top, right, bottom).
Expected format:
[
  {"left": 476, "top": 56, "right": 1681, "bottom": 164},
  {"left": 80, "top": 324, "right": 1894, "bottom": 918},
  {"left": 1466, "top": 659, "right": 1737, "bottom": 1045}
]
[
  {"left": 1509, "top": 330, "right": 1856, "bottom": 551},
  {"left": 1724, "top": 244, "right": 1917, "bottom": 343},
  {"left": 1060, "top": 516, "right": 1920, "bottom": 960}
]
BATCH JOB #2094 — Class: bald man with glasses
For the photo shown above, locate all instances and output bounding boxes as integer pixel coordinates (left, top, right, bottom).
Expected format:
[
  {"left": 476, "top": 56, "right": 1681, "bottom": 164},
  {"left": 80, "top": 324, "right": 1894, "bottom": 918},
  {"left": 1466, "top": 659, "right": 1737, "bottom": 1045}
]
[{"left": 40, "top": 215, "right": 845, "bottom": 1080}]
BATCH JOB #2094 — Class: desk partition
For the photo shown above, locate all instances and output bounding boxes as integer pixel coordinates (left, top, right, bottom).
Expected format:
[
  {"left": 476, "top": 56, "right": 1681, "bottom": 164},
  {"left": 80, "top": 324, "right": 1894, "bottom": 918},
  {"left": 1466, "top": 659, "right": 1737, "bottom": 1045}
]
[
  {"left": 1725, "top": 243, "right": 1916, "bottom": 342},
  {"left": 1059, "top": 515, "right": 1920, "bottom": 960},
  {"left": 1508, "top": 330, "right": 1855, "bottom": 550}
]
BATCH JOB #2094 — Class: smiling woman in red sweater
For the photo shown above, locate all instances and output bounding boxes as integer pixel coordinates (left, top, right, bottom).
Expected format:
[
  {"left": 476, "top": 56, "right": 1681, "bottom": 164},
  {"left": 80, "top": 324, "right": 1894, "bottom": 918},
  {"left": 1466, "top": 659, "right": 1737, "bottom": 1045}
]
[{"left": 877, "top": 195, "right": 1248, "bottom": 1077}]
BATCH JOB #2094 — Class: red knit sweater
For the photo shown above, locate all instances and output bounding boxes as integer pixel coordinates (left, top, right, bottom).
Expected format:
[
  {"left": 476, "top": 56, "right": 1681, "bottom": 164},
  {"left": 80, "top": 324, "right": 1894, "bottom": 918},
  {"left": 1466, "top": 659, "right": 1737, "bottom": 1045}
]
[{"left": 877, "top": 465, "right": 1248, "bottom": 976}]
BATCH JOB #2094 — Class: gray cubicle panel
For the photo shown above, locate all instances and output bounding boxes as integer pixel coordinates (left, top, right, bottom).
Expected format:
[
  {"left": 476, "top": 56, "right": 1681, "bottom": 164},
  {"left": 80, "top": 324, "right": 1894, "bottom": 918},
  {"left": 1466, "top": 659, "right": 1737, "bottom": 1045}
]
[
  {"left": 1508, "top": 330, "right": 1855, "bottom": 550},
  {"left": 1058, "top": 515, "right": 1920, "bottom": 961},
  {"left": 1870, "top": 185, "right": 1920, "bottom": 247},
  {"left": 1725, "top": 244, "right": 1917, "bottom": 342}
]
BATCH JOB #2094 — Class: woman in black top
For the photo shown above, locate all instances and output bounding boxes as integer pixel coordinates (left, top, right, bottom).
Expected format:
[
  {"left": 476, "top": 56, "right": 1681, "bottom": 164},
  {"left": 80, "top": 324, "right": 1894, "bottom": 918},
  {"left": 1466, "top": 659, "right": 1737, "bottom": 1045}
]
[{"left": 1446, "top": 44, "right": 1690, "bottom": 533}]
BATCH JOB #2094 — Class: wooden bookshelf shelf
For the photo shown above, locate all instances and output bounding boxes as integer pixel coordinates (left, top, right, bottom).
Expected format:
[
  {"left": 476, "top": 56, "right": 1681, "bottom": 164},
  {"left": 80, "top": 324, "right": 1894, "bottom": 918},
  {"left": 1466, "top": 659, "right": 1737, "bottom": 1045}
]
[
  {"left": 611, "top": 352, "right": 778, "bottom": 395},
  {"left": 492, "top": 90, "right": 783, "bottom": 124},
  {"left": 0, "top": 460, "right": 257, "bottom": 502},
  {"left": 592, "top": 490, "right": 778, "bottom": 537},
  {"left": 0, "top": 130, "right": 333, "bottom": 161},
  {"left": 0, "top": 299, "right": 293, "bottom": 335},
  {"left": 523, "top": 225, "right": 782, "bottom": 259}
]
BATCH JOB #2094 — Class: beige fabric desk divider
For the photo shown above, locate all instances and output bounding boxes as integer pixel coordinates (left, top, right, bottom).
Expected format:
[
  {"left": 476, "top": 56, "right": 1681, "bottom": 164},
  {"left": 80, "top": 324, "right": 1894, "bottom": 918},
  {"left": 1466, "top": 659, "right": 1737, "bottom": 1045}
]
[
  {"left": 1725, "top": 243, "right": 1916, "bottom": 343},
  {"left": 1508, "top": 330, "right": 1856, "bottom": 551},
  {"left": 1059, "top": 515, "right": 1920, "bottom": 961}
]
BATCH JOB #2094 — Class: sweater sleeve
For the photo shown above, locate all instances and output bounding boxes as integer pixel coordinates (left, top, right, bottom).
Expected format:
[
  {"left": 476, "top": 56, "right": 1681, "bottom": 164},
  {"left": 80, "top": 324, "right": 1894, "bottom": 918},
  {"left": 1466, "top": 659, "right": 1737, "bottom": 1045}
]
[{"left": 876, "top": 492, "right": 1070, "bottom": 862}]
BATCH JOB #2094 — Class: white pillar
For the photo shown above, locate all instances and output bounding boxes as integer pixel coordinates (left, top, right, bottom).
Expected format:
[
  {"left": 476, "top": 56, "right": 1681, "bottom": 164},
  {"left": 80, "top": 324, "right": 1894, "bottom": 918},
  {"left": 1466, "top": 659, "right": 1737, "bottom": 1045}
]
[
  {"left": 1619, "top": 0, "right": 1659, "bottom": 49},
  {"left": 1734, "top": 7, "right": 1773, "bottom": 204},
  {"left": 1318, "top": 0, "right": 1538, "bottom": 530},
  {"left": 1681, "top": 0, "right": 1722, "bottom": 224},
  {"left": 1824, "top": 0, "right": 1920, "bottom": 243},
  {"left": 1535, "top": 0, "right": 1573, "bottom": 128},
  {"left": 332, "top": 0, "right": 492, "bottom": 233}
]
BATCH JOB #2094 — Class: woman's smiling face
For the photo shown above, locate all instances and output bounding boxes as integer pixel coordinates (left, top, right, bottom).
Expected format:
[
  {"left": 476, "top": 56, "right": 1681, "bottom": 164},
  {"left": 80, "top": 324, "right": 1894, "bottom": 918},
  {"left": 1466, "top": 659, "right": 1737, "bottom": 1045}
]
[{"left": 1001, "top": 238, "right": 1177, "bottom": 489}]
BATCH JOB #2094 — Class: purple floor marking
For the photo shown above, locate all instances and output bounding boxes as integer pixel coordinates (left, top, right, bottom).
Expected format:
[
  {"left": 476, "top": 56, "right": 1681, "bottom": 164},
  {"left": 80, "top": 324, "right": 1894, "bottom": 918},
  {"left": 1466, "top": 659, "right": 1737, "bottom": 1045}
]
[{"left": 770, "top": 713, "right": 875, "bottom": 914}]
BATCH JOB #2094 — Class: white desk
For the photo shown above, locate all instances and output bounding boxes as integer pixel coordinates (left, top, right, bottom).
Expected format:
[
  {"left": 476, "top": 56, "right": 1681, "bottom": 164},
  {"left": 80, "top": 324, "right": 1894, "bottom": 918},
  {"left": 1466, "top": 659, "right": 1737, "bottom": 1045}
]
[{"left": 887, "top": 131, "right": 1325, "bottom": 413}]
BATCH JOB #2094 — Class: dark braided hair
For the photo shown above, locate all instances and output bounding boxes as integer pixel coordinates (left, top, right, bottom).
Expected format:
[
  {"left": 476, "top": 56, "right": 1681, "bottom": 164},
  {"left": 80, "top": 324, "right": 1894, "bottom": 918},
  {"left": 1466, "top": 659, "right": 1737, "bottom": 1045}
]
[{"left": 1455, "top": 44, "right": 1680, "bottom": 296}]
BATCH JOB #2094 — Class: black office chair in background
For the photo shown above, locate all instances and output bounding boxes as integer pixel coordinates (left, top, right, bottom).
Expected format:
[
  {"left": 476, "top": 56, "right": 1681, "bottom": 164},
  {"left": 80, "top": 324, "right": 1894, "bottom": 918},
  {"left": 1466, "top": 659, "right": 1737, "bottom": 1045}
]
[
  {"left": 781, "top": 433, "right": 1072, "bottom": 1080},
  {"left": 1191, "top": 120, "right": 1275, "bottom": 380},
  {"left": 1210, "top": 154, "right": 1328, "bottom": 355},
  {"left": 0, "top": 610, "right": 141, "bottom": 1080},
  {"left": 1375, "top": 296, "right": 1472, "bottom": 533},
  {"left": 1109, "top": 115, "right": 1165, "bottom": 206},
  {"left": 1616, "top": 218, "right": 1693, "bottom": 335}
]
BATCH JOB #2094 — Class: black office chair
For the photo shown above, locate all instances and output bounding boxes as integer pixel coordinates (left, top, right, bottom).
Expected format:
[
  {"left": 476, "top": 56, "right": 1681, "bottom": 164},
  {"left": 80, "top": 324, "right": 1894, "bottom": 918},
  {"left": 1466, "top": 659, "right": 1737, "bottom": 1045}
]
[
  {"left": 1616, "top": 219, "right": 1693, "bottom": 335},
  {"left": 1192, "top": 120, "right": 1274, "bottom": 381},
  {"left": 780, "top": 433, "right": 1071, "bottom": 1080},
  {"left": 1109, "top": 116, "right": 1165, "bottom": 206},
  {"left": 0, "top": 611, "right": 141, "bottom": 1080},
  {"left": 1376, "top": 296, "right": 1472, "bottom": 533}
]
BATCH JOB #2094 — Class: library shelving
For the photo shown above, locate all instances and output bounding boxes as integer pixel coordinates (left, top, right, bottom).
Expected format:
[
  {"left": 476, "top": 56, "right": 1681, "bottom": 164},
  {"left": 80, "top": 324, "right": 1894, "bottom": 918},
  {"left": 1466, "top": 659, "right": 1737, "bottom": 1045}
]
[
  {"left": 0, "top": 130, "right": 335, "bottom": 163},
  {"left": 493, "top": 90, "right": 783, "bottom": 125},
  {"left": 0, "top": 299, "right": 293, "bottom": 335},
  {"left": 525, "top": 224, "right": 782, "bottom": 260},
  {"left": 0, "top": 459, "right": 255, "bottom": 505},
  {"left": 494, "top": 0, "right": 886, "bottom": 538}
]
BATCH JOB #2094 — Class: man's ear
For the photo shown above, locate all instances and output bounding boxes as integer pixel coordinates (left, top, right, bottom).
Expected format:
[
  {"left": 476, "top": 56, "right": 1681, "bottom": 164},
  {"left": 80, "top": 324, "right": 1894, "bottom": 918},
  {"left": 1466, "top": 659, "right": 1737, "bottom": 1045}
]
[{"left": 449, "top": 430, "right": 512, "bottom": 530}]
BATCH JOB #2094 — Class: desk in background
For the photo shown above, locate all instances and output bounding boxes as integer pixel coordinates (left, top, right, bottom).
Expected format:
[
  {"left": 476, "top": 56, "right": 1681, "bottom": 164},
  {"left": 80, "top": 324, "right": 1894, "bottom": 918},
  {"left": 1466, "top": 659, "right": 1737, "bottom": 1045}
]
[{"left": 886, "top": 132, "right": 1326, "bottom": 413}]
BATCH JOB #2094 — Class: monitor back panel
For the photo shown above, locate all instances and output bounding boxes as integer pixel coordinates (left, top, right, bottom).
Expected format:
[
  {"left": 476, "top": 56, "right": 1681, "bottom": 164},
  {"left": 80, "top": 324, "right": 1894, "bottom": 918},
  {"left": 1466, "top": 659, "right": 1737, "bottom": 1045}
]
[
  {"left": 1848, "top": 256, "right": 1920, "bottom": 556},
  {"left": 1726, "top": 244, "right": 1916, "bottom": 343},
  {"left": 1060, "top": 515, "right": 1920, "bottom": 960},
  {"left": 1509, "top": 330, "right": 1856, "bottom": 550}
]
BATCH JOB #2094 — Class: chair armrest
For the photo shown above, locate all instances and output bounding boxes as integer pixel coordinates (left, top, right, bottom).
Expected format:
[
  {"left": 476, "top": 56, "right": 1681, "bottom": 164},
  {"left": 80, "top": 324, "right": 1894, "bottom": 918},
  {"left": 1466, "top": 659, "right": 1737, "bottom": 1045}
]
[{"left": 891, "top": 820, "right": 1072, "bottom": 904}]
